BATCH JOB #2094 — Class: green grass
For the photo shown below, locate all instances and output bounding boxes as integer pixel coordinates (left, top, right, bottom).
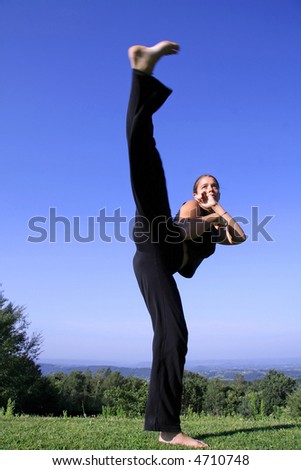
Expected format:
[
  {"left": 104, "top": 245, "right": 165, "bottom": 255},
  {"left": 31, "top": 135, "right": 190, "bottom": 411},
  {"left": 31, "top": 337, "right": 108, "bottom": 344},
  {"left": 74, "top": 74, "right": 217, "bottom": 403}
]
[{"left": 0, "top": 415, "right": 300, "bottom": 450}]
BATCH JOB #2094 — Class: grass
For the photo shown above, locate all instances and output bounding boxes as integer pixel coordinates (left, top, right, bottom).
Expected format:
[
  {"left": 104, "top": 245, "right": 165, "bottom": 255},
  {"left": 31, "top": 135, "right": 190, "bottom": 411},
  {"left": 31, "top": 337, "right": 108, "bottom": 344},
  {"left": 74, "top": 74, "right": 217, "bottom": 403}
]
[{"left": 0, "top": 414, "right": 300, "bottom": 450}]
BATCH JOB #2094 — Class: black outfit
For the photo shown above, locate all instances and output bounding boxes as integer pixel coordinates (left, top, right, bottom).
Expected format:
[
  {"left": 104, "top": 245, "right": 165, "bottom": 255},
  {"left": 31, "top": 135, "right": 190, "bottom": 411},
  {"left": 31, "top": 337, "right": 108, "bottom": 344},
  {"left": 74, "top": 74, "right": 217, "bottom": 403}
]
[
  {"left": 126, "top": 70, "right": 216, "bottom": 432},
  {"left": 175, "top": 207, "right": 218, "bottom": 279}
]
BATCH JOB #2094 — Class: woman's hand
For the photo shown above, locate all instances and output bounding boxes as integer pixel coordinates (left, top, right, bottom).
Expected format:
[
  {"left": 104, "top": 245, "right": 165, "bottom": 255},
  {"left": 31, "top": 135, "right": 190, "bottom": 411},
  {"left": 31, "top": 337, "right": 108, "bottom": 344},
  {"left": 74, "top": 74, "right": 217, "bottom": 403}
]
[{"left": 197, "top": 191, "right": 219, "bottom": 211}]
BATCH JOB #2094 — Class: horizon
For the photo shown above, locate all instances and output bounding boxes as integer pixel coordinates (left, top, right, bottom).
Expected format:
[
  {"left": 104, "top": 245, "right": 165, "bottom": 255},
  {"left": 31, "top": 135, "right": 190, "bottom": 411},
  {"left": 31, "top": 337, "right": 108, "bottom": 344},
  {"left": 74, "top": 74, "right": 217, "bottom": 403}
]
[{"left": 39, "top": 356, "right": 301, "bottom": 368}]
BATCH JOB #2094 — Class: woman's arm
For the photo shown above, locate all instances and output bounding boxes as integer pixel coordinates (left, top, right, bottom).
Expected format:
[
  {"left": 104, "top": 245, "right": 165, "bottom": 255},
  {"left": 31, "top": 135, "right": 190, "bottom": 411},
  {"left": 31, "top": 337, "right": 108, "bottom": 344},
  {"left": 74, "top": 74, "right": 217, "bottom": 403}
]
[
  {"left": 211, "top": 204, "right": 247, "bottom": 245},
  {"left": 178, "top": 199, "right": 247, "bottom": 245},
  {"left": 198, "top": 195, "right": 247, "bottom": 245},
  {"left": 177, "top": 200, "right": 227, "bottom": 240}
]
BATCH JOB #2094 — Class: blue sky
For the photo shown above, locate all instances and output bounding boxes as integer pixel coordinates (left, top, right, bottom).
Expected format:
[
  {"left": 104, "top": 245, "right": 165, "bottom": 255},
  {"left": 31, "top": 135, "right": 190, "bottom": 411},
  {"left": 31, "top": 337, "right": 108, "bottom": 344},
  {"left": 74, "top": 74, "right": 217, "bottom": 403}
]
[{"left": 0, "top": 0, "right": 300, "bottom": 366}]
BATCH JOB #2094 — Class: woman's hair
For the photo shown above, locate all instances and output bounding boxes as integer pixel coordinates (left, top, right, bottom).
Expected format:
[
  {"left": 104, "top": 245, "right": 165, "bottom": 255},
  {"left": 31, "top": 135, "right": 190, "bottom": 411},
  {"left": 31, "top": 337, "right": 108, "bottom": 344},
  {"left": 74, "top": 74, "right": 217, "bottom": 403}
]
[{"left": 193, "top": 174, "right": 220, "bottom": 194}]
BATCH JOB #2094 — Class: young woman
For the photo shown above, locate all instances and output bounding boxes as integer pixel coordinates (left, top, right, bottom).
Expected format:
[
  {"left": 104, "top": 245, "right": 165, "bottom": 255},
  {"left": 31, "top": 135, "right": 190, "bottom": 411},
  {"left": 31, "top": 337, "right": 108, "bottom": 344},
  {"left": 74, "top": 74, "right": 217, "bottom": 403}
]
[{"left": 126, "top": 41, "right": 246, "bottom": 448}]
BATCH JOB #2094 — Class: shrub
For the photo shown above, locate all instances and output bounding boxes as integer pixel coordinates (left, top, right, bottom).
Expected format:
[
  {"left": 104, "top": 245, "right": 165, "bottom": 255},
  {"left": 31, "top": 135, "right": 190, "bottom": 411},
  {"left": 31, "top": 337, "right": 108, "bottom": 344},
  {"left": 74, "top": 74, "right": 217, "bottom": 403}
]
[{"left": 287, "top": 389, "right": 301, "bottom": 418}]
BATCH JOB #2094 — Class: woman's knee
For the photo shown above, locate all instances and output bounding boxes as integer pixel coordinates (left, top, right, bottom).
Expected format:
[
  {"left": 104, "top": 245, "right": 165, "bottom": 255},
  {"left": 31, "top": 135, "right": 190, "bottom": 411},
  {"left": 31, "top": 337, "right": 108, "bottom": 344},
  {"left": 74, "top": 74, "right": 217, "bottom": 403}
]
[{"left": 154, "top": 325, "right": 188, "bottom": 358}]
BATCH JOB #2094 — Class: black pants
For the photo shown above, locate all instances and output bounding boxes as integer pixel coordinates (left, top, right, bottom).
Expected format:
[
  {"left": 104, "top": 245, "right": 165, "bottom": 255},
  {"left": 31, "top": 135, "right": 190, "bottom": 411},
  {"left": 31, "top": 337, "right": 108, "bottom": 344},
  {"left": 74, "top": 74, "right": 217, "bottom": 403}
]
[{"left": 126, "top": 70, "right": 188, "bottom": 432}]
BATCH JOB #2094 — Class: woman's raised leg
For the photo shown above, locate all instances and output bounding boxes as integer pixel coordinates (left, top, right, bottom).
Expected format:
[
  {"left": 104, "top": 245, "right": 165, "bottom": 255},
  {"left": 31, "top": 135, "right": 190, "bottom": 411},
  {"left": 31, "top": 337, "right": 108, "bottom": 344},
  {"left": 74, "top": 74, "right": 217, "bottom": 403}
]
[{"left": 127, "top": 42, "right": 208, "bottom": 448}]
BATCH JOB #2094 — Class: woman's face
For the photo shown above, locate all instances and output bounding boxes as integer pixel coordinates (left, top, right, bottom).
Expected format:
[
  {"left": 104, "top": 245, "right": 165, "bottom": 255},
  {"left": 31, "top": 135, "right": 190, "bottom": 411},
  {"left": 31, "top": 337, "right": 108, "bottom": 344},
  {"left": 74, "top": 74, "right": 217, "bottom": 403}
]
[{"left": 193, "top": 176, "right": 220, "bottom": 203}]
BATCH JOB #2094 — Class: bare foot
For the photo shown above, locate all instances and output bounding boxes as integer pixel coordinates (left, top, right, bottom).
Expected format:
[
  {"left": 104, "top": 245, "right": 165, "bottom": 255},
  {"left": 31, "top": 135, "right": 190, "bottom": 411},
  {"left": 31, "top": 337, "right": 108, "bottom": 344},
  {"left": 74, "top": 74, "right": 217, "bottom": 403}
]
[
  {"left": 128, "top": 40, "right": 180, "bottom": 75},
  {"left": 159, "top": 432, "right": 209, "bottom": 449}
]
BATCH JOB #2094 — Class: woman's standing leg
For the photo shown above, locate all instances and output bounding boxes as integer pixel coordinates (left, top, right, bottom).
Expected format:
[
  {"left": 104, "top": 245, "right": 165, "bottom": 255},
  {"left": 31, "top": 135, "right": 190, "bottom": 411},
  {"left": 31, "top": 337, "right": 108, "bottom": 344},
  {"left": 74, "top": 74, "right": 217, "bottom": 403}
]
[{"left": 133, "top": 251, "right": 188, "bottom": 432}]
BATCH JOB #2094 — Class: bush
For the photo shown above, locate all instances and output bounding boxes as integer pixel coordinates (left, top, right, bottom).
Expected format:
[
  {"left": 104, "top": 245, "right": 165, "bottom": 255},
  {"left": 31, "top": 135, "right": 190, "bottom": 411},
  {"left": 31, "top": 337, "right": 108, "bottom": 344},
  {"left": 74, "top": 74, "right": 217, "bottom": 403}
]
[
  {"left": 182, "top": 371, "right": 208, "bottom": 415},
  {"left": 203, "top": 378, "right": 229, "bottom": 416},
  {"left": 287, "top": 389, "right": 301, "bottom": 418},
  {"left": 260, "top": 369, "right": 297, "bottom": 415}
]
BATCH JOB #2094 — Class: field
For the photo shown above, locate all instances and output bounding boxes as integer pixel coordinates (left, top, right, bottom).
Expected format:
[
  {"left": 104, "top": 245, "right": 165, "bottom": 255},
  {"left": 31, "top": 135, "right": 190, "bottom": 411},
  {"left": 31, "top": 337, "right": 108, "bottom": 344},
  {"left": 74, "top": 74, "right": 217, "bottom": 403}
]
[{"left": 0, "top": 414, "right": 300, "bottom": 450}]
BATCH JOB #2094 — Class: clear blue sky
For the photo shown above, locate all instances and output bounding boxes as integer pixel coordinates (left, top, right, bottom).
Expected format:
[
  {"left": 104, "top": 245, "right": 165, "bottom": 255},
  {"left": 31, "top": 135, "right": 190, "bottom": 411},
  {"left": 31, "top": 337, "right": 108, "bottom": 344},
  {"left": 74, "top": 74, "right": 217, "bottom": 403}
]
[{"left": 1, "top": 0, "right": 300, "bottom": 365}]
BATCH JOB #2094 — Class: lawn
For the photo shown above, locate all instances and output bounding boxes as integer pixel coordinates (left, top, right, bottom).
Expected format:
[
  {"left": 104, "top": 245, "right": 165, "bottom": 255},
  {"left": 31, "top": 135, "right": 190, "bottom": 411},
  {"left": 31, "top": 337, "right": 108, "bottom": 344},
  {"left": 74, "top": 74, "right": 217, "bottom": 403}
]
[{"left": 0, "top": 414, "right": 300, "bottom": 450}]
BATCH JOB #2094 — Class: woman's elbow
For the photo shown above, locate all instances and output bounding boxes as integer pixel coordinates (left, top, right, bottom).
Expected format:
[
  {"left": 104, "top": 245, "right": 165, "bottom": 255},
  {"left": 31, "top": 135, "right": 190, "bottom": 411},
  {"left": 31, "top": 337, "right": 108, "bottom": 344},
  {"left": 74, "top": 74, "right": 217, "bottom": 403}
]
[{"left": 232, "top": 233, "right": 248, "bottom": 245}]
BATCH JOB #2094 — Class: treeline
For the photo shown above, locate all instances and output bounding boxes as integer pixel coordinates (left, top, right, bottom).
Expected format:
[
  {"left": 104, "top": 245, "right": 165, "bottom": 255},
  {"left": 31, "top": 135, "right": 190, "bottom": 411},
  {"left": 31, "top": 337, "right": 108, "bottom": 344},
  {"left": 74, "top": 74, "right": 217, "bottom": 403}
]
[
  {"left": 1, "top": 291, "right": 301, "bottom": 419},
  {"left": 2, "top": 367, "right": 301, "bottom": 419}
]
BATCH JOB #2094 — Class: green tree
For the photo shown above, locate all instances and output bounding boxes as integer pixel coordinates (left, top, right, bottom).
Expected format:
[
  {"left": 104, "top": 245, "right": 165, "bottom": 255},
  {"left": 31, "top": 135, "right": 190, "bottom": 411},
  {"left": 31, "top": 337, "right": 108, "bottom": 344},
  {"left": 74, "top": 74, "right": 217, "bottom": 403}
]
[
  {"left": 203, "top": 378, "right": 228, "bottom": 416},
  {"left": 260, "top": 369, "right": 297, "bottom": 415},
  {"left": 226, "top": 374, "right": 248, "bottom": 416},
  {"left": 0, "top": 291, "right": 43, "bottom": 412},
  {"left": 49, "top": 370, "right": 98, "bottom": 416},
  {"left": 103, "top": 375, "right": 148, "bottom": 417},
  {"left": 182, "top": 371, "right": 208, "bottom": 414},
  {"left": 287, "top": 389, "right": 301, "bottom": 418}
]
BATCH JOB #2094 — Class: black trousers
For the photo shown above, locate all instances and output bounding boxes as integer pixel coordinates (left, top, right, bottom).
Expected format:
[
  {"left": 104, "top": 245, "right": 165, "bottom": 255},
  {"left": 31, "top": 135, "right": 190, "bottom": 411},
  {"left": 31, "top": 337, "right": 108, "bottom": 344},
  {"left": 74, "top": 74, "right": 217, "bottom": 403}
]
[{"left": 126, "top": 70, "right": 188, "bottom": 432}]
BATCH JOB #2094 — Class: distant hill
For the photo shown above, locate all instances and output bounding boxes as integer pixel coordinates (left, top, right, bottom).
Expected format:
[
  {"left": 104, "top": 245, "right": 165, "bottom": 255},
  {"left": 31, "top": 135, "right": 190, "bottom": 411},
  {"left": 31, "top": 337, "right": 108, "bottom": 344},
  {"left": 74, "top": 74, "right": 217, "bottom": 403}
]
[
  {"left": 40, "top": 363, "right": 151, "bottom": 380},
  {"left": 39, "top": 358, "right": 301, "bottom": 382}
]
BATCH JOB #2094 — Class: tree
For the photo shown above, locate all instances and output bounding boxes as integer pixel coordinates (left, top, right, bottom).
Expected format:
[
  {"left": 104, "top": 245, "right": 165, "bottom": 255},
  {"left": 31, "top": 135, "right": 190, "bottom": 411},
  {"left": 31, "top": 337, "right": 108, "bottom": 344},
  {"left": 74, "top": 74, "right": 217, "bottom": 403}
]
[
  {"left": 46, "top": 368, "right": 148, "bottom": 417},
  {"left": 260, "top": 369, "right": 297, "bottom": 415},
  {"left": 0, "top": 291, "right": 43, "bottom": 412},
  {"left": 102, "top": 374, "right": 148, "bottom": 417},
  {"left": 203, "top": 378, "right": 229, "bottom": 416},
  {"left": 287, "top": 388, "right": 301, "bottom": 418},
  {"left": 182, "top": 371, "right": 208, "bottom": 414},
  {"left": 226, "top": 374, "right": 248, "bottom": 416},
  {"left": 48, "top": 370, "right": 95, "bottom": 416}
]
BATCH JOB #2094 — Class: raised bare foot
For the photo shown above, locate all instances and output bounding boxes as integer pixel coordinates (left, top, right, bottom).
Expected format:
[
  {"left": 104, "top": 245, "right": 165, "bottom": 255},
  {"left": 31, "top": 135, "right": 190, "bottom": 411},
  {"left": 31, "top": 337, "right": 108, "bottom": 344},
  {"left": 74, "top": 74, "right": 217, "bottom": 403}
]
[
  {"left": 128, "top": 40, "right": 180, "bottom": 75},
  {"left": 159, "top": 432, "right": 209, "bottom": 449}
]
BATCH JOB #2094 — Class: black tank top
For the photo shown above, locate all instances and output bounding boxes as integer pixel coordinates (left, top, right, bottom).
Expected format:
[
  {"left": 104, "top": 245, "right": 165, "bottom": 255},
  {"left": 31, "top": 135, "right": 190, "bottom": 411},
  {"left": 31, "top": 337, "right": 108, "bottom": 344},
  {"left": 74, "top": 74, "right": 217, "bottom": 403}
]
[{"left": 174, "top": 205, "right": 218, "bottom": 278}]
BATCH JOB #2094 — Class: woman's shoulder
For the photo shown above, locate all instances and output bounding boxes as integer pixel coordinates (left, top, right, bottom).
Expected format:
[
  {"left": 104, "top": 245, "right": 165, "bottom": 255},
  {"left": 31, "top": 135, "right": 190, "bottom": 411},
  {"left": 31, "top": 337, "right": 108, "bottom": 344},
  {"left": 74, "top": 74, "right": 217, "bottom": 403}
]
[
  {"left": 181, "top": 199, "right": 198, "bottom": 208},
  {"left": 178, "top": 199, "right": 200, "bottom": 219}
]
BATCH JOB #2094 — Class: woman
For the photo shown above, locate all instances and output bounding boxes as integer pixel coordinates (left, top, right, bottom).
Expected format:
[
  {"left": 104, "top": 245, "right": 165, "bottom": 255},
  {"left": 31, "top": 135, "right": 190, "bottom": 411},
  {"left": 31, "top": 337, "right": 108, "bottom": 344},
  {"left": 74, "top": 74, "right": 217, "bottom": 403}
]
[{"left": 126, "top": 41, "right": 246, "bottom": 448}]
